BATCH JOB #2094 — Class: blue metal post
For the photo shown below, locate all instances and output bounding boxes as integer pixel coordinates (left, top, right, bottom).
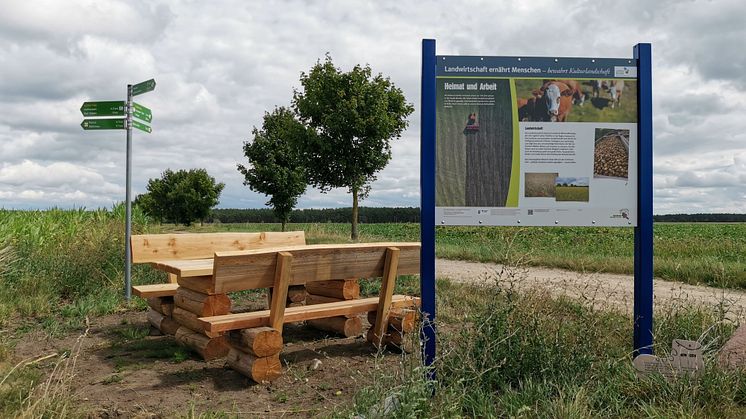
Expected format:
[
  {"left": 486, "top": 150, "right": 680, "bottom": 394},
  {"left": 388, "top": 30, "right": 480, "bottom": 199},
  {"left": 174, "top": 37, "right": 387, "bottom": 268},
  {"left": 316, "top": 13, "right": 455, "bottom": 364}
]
[
  {"left": 420, "top": 39, "right": 437, "bottom": 377},
  {"left": 633, "top": 43, "right": 654, "bottom": 356}
]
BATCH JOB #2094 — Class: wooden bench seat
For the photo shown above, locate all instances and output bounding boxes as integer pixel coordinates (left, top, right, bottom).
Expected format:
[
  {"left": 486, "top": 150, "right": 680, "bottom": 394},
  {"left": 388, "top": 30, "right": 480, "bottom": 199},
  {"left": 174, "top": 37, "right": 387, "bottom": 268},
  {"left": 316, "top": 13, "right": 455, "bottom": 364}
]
[
  {"left": 130, "top": 231, "right": 307, "bottom": 344},
  {"left": 132, "top": 283, "right": 180, "bottom": 298},
  {"left": 200, "top": 295, "right": 420, "bottom": 333},
  {"left": 192, "top": 242, "right": 421, "bottom": 382}
]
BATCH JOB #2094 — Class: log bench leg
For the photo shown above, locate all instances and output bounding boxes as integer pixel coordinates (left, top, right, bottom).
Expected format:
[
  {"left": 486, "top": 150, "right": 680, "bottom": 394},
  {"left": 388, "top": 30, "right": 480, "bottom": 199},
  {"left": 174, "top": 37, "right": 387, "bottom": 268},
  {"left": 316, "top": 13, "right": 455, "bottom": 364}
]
[
  {"left": 171, "top": 287, "right": 232, "bottom": 360},
  {"left": 226, "top": 326, "right": 284, "bottom": 382}
]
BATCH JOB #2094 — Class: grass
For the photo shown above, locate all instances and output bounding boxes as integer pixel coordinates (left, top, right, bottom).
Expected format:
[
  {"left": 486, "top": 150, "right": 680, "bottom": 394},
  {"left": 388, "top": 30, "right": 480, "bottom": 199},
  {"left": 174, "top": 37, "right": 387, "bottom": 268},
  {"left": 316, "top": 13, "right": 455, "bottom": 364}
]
[
  {"left": 555, "top": 185, "right": 589, "bottom": 202},
  {"left": 190, "top": 221, "right": 746, "bottom": 289},
  {"left": 345, "top": 271, "right": 746, "bottom": 418},
  {"left": 1, "top": 210, "right": 746, "bottom": 416}
]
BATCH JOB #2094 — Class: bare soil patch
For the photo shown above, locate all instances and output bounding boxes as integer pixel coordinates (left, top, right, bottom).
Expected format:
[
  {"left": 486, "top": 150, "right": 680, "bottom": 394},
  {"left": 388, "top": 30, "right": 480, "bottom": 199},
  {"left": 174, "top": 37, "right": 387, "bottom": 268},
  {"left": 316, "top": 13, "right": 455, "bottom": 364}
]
[{"left": 12, "top": 310, "right": 402, "bottom": 418}]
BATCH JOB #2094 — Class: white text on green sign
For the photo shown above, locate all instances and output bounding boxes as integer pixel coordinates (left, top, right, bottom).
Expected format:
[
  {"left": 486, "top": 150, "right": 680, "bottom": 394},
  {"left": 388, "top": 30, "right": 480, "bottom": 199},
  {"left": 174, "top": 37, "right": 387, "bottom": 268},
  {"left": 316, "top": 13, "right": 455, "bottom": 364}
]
[
  {"left": 80, "top": 101, "right": 125, "bottom": 117},
  {"left": 131, "top": 120, "right": 152, "bottom": 133},
  {"left": 132, "top": 79, "right": 156, "bottom": 96},
  {"left": 81, "top": 118, "right": 126, "bottom": 130},
  {"left": 132, "top": 102, "right": 152, "bottom": 122}
]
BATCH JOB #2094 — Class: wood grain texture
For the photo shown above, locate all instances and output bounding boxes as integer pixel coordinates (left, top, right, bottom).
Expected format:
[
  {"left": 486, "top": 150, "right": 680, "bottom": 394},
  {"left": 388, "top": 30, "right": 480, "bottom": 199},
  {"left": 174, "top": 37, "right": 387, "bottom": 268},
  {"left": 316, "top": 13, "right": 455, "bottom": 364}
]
[
  {"left": 172, "top": 307, "right": 221, "bottom": 338},
  {"left": 287, "top": 285, "right": 307, "bottom": 303},
  {"left": 372, "top": 247, "right": 399, "bottom": 341},
  {"left": 174, "top": 327, "right": 229, "bottom": 360},
  {"left": 228, "top": 327, "right": 282, "bottom": 357},
  {"left": 307, "top": 316, "right": 363, "bottom": 337},
  {"left": 306, "top": 293, "right": 355, "bottom": 318},
  {"left": 131, "top": 231, "right": 306, "bottom": 263},
  {"left": 212, "top": 242, "right": 420, "bottom": 294},
  {"left": 174, "top": 288, "right": 231, "bottom": 317},
  {"left": 132, "top": 283, "right": 179, "bottom": 298},
  {"left": 305, "top": 280, "right": 360, "bottom": 300},
  {"left": 269, "top": 252, "right": 293, "bottom": 332},
  {"left": 226, "top": 348, "right": 282, "bottom": 382},
  {"left": 368, "top": 308, "right": 416, "bottom": 333},
  {"left": 177, "top": 275, "right": 215, "bottom": 295},
  {"left": 147, "top": 309, "right": 179, "bottom": 335},
  {"left": 200, "top": 295, "right": 420, "bottom": 333},
  {"left": 147, "top": 296, "right": 174, "bottom": 317}
]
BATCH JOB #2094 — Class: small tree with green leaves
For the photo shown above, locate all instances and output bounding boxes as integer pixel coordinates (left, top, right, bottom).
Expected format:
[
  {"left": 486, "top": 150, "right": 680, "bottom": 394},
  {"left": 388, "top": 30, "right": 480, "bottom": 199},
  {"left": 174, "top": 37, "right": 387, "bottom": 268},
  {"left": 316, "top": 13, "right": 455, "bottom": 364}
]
[
  {"left": 136, "top": 168, "right": 224, "bottom": 226},
  {"left": 237, "top": 107, "right": 309, "bottom": 231},
  {"left": 293, "top": 55, "right": 414, "bottom": 239}
]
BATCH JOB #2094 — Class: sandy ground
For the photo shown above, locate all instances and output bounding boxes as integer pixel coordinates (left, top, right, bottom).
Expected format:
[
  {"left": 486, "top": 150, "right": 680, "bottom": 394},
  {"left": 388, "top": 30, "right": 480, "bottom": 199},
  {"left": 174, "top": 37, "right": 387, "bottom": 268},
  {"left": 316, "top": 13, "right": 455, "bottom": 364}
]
[{"left": 437, "top": 258, "right": 746, "bottom": 318}]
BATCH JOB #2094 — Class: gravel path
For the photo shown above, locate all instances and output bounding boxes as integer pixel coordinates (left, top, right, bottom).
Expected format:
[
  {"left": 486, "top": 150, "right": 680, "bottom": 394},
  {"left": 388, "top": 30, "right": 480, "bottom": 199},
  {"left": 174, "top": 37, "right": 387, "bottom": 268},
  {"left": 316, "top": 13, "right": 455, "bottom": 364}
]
[{"left": 436, "top": 258, "right": 746, "bottom": 317}]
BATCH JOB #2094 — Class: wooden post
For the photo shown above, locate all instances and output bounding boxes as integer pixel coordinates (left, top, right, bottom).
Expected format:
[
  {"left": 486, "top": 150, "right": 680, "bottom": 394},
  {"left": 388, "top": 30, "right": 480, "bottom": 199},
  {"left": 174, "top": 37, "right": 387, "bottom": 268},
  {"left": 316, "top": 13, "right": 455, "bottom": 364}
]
[
  {"left": 372, "top": 247, "right": 400, "bottom": 343},
  {"left": 269, "top": 252, "right": 293, "bottom": 333}
]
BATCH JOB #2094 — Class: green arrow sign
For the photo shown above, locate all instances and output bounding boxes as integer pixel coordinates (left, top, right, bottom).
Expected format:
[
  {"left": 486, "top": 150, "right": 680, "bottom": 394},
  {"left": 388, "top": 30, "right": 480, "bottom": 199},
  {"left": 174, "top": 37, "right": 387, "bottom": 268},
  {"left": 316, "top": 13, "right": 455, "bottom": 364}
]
[
  {"left": 81, "top": 118, "right": 125, "bottom": 130},
  {"left": 80, "top": 101, "right": 125, "bottom": 117},
  {"left": 132, "top": 78, "right": 156, "bottom": 96},
  {"left": 132, "top": 102, "right": 152, "bottom": 122},
  {"left": 131, "top": 120, "right": 152, "bottom": 133}
]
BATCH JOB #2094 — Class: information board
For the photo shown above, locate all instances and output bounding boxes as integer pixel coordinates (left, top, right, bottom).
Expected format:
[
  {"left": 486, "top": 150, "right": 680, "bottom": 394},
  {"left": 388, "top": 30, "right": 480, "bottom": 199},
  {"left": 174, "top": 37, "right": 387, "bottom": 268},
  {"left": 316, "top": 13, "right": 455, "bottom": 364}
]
[{"left": 435, "top": 56, "right": 638, "bottom": 227}]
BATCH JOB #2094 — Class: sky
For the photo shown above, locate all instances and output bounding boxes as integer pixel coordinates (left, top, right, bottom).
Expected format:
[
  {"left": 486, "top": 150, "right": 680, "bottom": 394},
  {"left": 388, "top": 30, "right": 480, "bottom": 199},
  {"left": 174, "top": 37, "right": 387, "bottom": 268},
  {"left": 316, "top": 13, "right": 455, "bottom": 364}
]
[{"left": 1, "top": 0, "right": 745, "bottom": 214}]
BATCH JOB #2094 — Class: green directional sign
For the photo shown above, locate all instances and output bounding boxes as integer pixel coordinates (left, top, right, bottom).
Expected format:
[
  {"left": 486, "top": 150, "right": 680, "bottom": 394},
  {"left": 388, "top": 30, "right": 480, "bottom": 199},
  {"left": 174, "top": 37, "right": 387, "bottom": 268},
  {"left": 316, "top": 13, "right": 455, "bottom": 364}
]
[
  {"left": 81, "top": 118, "right": 125, "bottom": 130},
  {"left": 131, "top": 120, "right": 152, "bottom": 133},
  {"left": 132, "top": 102, "right": 152, "bottom": 122},
  {"left": 80, "top": 101, "right": 125, "bottom": 117},
  {"left": 132, "top": 78, "right": 156, "bottom": 96}
]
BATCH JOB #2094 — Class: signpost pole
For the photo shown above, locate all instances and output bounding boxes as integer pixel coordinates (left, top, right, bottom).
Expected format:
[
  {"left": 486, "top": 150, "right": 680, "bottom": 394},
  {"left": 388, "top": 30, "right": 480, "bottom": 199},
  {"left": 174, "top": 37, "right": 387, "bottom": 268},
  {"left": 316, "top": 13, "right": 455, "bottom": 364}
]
[
  {"left": 633, "top": 43, "right": 654, "bottom": 355},
  {"left": 124, "top": 84, "right": 133, "bottom": 301},
  {"left": 420, "top": 38, "right": 437, "bottom": 380}
]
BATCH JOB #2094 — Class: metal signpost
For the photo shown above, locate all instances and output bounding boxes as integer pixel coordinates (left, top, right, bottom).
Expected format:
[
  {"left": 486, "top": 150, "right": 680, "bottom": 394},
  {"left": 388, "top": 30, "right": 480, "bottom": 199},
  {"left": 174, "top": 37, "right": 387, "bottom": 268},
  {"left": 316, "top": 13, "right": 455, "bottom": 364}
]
[
  {"left": 80, "top": 79, "right": 155, "bottom": 301},
  {"left": 420, "top": 39, "right": 654, "bottom": 380}
]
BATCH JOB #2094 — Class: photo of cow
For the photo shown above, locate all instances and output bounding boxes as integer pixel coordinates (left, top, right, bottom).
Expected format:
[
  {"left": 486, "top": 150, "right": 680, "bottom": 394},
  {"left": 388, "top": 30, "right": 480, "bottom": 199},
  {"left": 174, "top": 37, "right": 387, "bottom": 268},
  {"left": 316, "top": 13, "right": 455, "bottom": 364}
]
[{"left": 515, "top": 79, "right": 637, "bottom": 123}]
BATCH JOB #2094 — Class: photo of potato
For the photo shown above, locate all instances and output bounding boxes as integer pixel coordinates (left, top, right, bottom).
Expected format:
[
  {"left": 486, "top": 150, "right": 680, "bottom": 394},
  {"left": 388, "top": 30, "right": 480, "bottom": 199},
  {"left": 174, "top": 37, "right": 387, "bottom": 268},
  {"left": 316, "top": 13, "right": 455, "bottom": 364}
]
[{"left": 593, "top": 129, "right": 629, "bottom": 180}]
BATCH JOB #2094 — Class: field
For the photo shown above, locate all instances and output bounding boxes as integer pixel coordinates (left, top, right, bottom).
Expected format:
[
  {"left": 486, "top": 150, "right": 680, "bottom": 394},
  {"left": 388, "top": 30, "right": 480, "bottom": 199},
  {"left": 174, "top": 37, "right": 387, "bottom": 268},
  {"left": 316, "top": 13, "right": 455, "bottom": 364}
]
[
  {"left": 524, "top": 172, "right": 556, "bottom": 197},
  {"left": 435, "top": 79, "right": 514, "bottom": 207},
  {"left": 2, "top": 210, "right": 746, "bottom": 416},
  {"left": 555, "top": 185, "right": 590, "bottom": 202}
]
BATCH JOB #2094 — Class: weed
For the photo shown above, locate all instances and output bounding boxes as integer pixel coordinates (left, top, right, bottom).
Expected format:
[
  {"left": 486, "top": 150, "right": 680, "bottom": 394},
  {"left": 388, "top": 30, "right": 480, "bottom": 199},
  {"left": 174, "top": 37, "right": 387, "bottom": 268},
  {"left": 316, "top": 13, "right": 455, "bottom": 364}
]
[{"left": 102, "top": 373, "right": 123, "bottom": 385}]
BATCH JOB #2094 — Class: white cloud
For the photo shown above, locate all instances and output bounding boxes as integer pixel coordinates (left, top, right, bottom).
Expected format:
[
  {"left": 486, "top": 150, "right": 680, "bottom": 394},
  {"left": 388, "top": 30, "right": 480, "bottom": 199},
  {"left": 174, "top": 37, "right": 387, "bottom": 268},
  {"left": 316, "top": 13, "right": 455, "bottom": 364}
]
[{"left": 0, "top": 0, "right": 744, "bottom": 214}]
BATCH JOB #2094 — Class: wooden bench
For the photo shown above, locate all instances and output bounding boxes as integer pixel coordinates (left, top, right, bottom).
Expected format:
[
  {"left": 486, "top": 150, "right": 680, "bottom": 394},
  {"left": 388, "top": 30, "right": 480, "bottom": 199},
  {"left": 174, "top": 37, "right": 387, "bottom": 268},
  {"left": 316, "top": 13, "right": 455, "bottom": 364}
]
[
  {"left": 129, "top": 231, "right": 307, "bottom": 347},
  {"left": 196, "top": 242, "right": 421, "bottom": 382},
  {"left": 131, "top": 231, "right": 306, "bottom": 289}
]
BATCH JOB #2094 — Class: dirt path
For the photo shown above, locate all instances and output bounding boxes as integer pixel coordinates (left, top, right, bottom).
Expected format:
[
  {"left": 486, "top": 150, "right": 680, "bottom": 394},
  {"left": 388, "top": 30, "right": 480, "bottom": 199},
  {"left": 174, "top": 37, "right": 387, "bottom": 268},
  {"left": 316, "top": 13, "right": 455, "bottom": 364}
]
[{"left": 437, "top": 258, "right": 746, "bottom": 317}]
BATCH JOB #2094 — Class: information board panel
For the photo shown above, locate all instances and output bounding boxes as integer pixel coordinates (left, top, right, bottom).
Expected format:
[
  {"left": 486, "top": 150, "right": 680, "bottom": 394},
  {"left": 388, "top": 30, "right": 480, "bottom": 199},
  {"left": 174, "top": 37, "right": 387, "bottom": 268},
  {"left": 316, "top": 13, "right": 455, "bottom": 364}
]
[{"left": 435, "top": 56, "right": 638, "bottom": 227}]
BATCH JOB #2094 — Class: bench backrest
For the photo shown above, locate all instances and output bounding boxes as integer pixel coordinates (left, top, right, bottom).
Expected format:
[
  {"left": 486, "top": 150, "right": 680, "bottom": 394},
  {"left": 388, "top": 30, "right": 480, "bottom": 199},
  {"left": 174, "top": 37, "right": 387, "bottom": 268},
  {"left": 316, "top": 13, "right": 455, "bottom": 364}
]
[
  {"left": 211, "top": 242, "right": 421, "bottom": 294},
  {"left": 131, "top": 231, "right": 306, "bottom": 263}
]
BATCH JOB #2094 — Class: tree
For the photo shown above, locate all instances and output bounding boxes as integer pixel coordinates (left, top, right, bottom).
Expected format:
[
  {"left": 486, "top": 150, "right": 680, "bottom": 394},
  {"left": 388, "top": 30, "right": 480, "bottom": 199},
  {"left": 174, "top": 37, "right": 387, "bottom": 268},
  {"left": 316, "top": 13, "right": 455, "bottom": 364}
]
[
  {"left": 237, "top": 107, "right": 309, "bottom": 231},
  {"left": 293, "top": 55, "right": 414, "bottom": 239},
  {"left": 136, "top": 168, "right": 224, "bottom": 226}
]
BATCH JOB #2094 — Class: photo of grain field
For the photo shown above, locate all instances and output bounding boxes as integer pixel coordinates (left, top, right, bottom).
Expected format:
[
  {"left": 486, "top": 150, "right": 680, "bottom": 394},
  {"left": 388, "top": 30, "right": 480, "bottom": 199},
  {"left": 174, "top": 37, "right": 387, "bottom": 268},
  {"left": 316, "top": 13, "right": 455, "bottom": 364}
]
[
  {"left": 555, "top": 177, "right": 590, "bottom": 202},
  {"left": 436, "top": 78, "right": 514, "bottom": 207},
  {"left": 524, "top": 172, "right": 557, "bottom": 197}
]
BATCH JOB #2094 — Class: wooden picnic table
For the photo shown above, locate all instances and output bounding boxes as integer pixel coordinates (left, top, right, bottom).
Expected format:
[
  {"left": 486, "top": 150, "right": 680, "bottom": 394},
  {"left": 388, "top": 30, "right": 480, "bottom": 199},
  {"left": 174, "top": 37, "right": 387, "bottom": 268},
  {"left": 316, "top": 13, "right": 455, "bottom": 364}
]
[{"left": 150, "top": 258, "right": 214, "bottom": 278}]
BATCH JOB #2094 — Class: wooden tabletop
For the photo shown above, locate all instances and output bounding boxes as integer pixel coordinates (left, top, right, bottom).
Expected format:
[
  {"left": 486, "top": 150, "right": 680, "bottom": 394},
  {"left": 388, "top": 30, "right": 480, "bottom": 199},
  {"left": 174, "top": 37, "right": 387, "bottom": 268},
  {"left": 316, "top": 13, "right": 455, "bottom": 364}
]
[{"left": 150, "top": 258, "right": 213, "bottom": 278}]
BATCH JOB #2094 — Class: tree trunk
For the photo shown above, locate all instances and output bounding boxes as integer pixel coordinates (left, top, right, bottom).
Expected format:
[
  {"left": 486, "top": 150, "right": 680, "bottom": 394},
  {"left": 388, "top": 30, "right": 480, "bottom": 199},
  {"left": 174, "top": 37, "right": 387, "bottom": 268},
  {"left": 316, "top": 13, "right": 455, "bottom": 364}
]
[
  {"left": 351, "top": 187, "right": 359, "bottom": 240},
  {"left": 281, "top": 219, "right": 286, "bottom": 232}
]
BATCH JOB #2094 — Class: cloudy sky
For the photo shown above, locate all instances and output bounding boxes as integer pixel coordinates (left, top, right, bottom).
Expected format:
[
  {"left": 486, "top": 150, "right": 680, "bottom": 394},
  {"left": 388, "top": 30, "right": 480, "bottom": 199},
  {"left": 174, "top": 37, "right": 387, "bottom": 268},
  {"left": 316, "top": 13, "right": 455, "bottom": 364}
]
[{"left": 1, "top": 0, "right": 745, "bottom": 214}]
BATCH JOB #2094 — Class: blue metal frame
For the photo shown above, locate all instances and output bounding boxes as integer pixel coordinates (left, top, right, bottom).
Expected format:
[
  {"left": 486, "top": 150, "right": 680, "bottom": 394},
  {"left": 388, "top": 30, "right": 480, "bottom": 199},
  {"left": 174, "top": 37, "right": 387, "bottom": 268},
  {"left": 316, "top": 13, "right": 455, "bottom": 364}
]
[
  {"left": 634, "top": 43, "right": 654, "bottom": 355},
  {"left": 420, "top": 39, "right": 437, "bottom": 377}
]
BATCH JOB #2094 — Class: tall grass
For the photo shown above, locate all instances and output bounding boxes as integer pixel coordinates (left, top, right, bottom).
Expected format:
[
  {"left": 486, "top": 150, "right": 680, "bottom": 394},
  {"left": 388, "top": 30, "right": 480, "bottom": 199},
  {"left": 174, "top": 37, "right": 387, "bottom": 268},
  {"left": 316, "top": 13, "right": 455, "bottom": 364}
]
[
  {"left": 0, "top": 206, "right": 159, "bottom": 324},
  {"left": 348, "top": 274, "right": 746, "bottom": 418}
]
